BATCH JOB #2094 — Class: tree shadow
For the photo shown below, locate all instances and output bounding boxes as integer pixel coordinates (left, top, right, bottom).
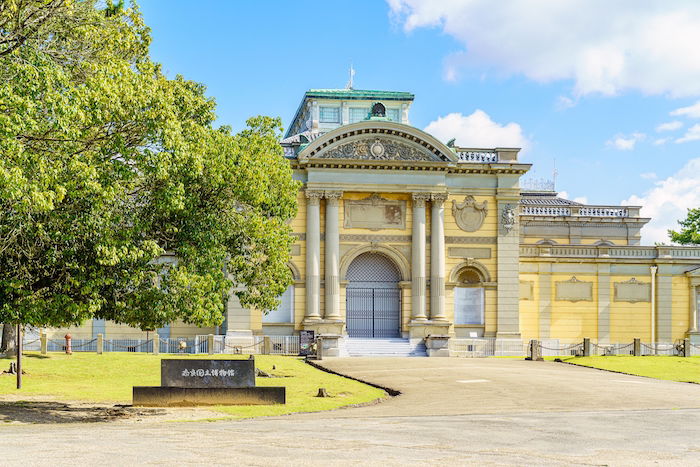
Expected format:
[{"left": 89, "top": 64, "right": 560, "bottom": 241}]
[{"left": 0, "top": 401, "right": 165, "bottom": 424}]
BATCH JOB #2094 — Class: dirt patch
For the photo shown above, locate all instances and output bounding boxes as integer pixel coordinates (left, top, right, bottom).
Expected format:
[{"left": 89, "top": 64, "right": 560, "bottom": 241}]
[{"left": 0, "top": 395, "right": 228, "bottom": 425}]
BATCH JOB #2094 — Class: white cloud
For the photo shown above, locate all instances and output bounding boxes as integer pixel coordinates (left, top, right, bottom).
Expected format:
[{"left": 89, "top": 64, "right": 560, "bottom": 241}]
[
  {"left": 653, "top": 137, "right": 670, "bottom": 146},
  {"left": 424, "top": 110, "right": 529, "bottom": 150},
  {"left": 622, "top": 158, "right": 700, "bottom": 244},
  {"left": 388, "top": 1, "right": 700, "bottom": 97},
  {"left": 655, "top": 121, "right": 683, "bottom": 132},
  {"left": 555, "top": 95, "right": 577, "bottom": 110},
  {"left": 676, "top": 124, "right": 700, "bottom": 143},
  {"left": 572, "top": 196, "right": 588, "bottom": 204},
  {"left": 640, "top": 172, "right": 657, "bottom": 180},
  {"left": 606, "top": 132, "right": 645, "bottom": 151},
  {"left": 670, "top": 100, "right": 700, "bottom": 118}
]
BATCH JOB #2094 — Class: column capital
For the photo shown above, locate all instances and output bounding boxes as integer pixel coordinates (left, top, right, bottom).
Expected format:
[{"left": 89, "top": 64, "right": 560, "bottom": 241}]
[
  {"left": 430, "top": 193, "right": 448, "bottom": 206},
  {"left": 324, "top": 191, "right": 343, "bottom": 206},
  {"left": 412, "top": 192, "right": 431, "bottom": 208},
  {"left": 305, "top": 190, "right": 324, "bottom": 205}
]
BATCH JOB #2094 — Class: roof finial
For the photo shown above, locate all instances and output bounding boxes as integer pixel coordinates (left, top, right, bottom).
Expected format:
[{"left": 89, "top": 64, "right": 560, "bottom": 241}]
[{"left": 345, "top": 63, "right": 355, "bottom": 90}]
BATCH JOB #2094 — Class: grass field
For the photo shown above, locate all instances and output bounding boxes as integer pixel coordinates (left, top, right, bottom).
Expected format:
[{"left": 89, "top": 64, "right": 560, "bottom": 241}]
[
  {"left": 560, "top": 355, "right": 700, "bottom": 383},
  {"left": 0, "top": 353, "right": 385, "bottom": 418}
]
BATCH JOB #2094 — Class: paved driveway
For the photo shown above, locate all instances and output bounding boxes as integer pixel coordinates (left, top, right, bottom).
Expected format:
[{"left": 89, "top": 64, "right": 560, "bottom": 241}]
[
  {"left": 311, "top": 357, "right": 700, "bottom": 416},
  {"left": 3, "top": 358, "right": 700, "bottom": 465}
]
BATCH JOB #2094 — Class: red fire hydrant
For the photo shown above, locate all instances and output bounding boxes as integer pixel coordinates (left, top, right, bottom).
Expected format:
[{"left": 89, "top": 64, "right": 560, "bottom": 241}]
[{"left": 64, "top": 333, "right": 72, "bottom": 355}]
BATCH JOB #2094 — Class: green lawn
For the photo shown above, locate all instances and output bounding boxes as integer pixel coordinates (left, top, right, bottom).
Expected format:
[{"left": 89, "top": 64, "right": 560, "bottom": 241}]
[
  {"left": 0, "top": 353, "right": 385, "bottom": 418},
  {"left": 559, "top": 355, "right": 700, "bottom": 383}
]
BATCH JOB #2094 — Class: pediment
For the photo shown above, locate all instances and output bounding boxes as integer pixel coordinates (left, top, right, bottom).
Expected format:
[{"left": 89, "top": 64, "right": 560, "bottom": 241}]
[
  {"left": 297, "top": 121, "right": 457, "bottom": 163},
  {"left": 314, "top": 137, "right": 442, "bottom": 162}
]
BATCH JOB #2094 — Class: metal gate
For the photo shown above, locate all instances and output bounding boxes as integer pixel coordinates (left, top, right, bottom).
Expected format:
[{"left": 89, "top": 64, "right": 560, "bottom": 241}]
[{"left": 346, "top": 253, "right": 401, "bottom": 338}]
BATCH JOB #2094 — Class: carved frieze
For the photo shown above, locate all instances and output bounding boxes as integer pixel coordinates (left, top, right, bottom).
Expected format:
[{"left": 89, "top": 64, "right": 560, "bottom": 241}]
[
  {"left": 555, "top": 276, "right": 593, "bottom": 302},
  {"left": 452, "top": 196, "right": 488, "bottom": 232},
  {"left": 317, "top": 137, "right": 439, "bottom": 161},
  {"left": 344, "top": 193, "right": 406, "bottom": 231},
  {"left": 614, "top": 278, "right": 650, "bottom": 303}
]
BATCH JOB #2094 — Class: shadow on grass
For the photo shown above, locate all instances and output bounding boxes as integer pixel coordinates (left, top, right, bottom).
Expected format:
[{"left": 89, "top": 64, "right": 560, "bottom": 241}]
[{"left": 0, "top": 401, "right": 165, "bottom": 424}]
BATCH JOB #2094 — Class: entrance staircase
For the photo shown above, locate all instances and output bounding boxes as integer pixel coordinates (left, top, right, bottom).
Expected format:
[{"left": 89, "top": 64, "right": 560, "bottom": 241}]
[{"left": 344, "top": 338, "right": 427, "bottom": 357}]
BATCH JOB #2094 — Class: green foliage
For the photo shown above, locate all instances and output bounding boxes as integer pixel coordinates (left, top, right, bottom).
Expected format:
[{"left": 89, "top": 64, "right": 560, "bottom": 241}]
[
  {"left": 0, "top": 1, "right": 299, "bottom": 330},
  {"left": 669, "top": 208, "right": 700, "bottom": 245}
]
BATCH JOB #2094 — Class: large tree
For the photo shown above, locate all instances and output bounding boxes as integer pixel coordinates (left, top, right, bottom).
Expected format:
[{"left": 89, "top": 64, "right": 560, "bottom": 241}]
[
  {"left": 669, "top": 208, "right": 700, "bottom": 245},
  {"left": 0, "top": 0, "right": 298, "bottom": 349}
]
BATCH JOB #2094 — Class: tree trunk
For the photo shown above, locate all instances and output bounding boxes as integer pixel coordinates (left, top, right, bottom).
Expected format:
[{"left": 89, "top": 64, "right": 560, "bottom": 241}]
[{"left": 1, "top": 324, "right": 17, "bottom": 356}]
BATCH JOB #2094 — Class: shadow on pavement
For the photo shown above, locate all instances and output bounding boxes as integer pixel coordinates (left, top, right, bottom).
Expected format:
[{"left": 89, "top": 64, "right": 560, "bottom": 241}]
[{"left": 0, "top": 401, "right": 165, "bottom": 424}]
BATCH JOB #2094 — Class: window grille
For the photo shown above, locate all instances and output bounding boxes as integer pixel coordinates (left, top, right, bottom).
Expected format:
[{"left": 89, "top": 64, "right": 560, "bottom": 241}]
[
  {"left": 386, "top": 108, "right": 400, "bottom": 122},
  {"left": 349, "top": 107, "right": 369, "bottom": 123},
  {"left": 319, "top": 106, "right": 340, "bottom": 123}
]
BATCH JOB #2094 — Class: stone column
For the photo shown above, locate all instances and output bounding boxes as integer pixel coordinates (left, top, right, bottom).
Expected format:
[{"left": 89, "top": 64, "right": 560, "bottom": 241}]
[
  {"left": 411, "top": 193, "right": 430, "bottom": 321},
  {"left": 430, "top": 193, "right": 447, "bottom": 321},
  {"left": 305, "top": 190, "right": 323, "bottom": 320},
  {"left": 324, "top": 191, "right": 342, "bottom": 320}
]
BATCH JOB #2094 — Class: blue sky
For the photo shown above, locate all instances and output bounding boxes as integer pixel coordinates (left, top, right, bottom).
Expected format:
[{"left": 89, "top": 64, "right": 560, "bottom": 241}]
[{"left": 139, "top": 1, "right": 700, "bottom": 244}]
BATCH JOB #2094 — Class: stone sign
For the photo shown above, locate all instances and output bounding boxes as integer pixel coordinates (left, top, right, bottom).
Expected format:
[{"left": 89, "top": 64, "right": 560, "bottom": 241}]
[
  {"left": 161, "top": 359, "right": 255, "bottom": 388},
  {"left": 614, "top": 278, "right": 651, "bottom": 303}
]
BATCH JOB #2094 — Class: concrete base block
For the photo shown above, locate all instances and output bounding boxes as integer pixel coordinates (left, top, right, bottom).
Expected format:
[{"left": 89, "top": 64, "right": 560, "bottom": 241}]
[
  {"left": 302, "top": 319, "right": 345, "bottom": 336},
  {"left": 133, "top": 386, "right": 286, "bottom": 407},
  {"left": 317, "top": 334, "right": 343, "bottom": 359},
  {"left": 425, "top": 334, "right": 450, "bottom": 357}
]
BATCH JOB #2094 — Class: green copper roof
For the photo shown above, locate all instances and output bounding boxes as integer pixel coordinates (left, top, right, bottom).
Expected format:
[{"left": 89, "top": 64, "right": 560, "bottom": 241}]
[{"left": 305, "top": 89, "right": 414, "bottom": 101}]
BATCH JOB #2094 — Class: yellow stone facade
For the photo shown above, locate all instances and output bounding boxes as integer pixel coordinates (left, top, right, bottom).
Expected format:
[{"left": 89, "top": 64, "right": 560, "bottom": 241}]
[{"left": 45, "top": 89, "right": 700, "bottom": 354}]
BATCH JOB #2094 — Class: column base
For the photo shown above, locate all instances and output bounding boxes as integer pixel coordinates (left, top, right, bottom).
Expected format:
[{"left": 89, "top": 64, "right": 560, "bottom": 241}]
[
  {"left": 688, "top": 331, "right": 700, "bottom": 345},
  {"left": 302, "top": 319, "right": 345, "bottom": 336}
]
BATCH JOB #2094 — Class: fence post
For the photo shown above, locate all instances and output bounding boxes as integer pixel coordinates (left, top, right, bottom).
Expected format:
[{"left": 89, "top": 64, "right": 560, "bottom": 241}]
[
  {"left": 208, "top": 334, "right": 214, "bottom": 355},
  {"left": 264, "top": 336, "right": 272, "bottom": 355},
  {"left": 684, "top": 338, "right": 690, "bottom": 357},
  {"left": 97, "top": 333, "right": 103, "bottom": 355},
  {"left": 40, "top": 331, "right": 47, "bottom": 355},
  {"left": 153, "top": 336, "right": 159, "bottom": 355},
  {"left": 633, "top": 338, "right": 640, "bottom": 356},
  {"left": 583, "top": 337, "right": 591, "bottom": 357}
]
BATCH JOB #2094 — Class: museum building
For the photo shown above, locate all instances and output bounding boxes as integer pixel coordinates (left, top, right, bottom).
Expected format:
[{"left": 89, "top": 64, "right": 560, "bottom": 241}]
[{"left": 49, "top": 88, "right": 700, "bottom": 356}]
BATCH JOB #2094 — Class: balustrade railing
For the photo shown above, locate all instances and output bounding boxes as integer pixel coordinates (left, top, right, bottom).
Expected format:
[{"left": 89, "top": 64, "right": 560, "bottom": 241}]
[
  {"left": 521, "top": 245, "right": 700, "bottom": 260},
  {"left": 521, "top": 206, "right": 571, "bottom": 216},
  {"left": 457, "top": 150, "right": 498, "bottom": 163},
  {"left": 521, "top": 205, "right": 631, "bottom": 218}
]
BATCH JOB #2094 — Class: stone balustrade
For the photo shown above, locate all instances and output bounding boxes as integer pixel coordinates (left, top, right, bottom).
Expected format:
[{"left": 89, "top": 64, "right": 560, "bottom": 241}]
[
  {"left": 520, "top": 245, "right": 700, "bottom": 260},
  {"left": 521, "top": 205, "right": 640, "bottom": 218},
  {"left": 456, "top": 150, "right": 499, "bottom": 163}
]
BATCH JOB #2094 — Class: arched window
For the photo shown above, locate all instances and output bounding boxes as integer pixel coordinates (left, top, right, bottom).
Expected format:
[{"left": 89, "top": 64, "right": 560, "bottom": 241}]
[
  {"left": 453, "top": 267, "right": 486, "bottom": 325},
  {"left": 264, "top": 285, "right": 294, "bottom": 323}
]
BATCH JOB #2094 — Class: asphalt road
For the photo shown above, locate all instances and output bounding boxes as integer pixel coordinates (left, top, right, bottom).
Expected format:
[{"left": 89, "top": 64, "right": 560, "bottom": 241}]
[{"left": 2, "top": 358, "right": 700, "bottom": 466}]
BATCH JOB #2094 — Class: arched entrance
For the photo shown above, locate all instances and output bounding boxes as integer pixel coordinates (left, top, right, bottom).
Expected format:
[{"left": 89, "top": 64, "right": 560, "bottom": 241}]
[{"left": 346, "top": 252, "right": 401, "bottom": 338}]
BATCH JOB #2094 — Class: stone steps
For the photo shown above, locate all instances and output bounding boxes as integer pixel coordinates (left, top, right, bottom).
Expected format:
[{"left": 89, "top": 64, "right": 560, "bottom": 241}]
[{"left": 344, "top": 338, "right": 427, "bottom": 357}]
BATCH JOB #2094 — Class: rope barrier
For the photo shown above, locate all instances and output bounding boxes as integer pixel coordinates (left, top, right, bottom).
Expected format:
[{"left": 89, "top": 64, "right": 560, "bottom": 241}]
[
  {"left": 21, "top": 338, "right": 40, "bottom": 346},
  {"left": 71, "top": 338, "right": 97, "bottom": 349},
  {"left": 107, "top": 339, "right": 152, "bottom": 350},
  {"left": 538, "top": 343, "right": 582, "bottom": 352}
]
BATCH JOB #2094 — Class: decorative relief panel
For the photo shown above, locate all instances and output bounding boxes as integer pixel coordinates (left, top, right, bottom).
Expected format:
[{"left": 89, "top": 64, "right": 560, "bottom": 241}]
[
  {"left": 520, "top": 281, "right": 534, "bottom": 300},
  {"left": 555, "top": 276, "right": 593, "bottom": 302},
  {"left": 445, "top": 236, "right": 497, "bottom": 244},
  {"left": 317, "top": 138, "right": 439, "bottom": 161},
  {"left": 344, "top": 193, "right": 406, "bottom": 231},
  {"left": 452, "top": 196, "right": 488, "bottom": 232},
  {"left": 614, "top": 278, "right": 650, "bottom": 303}
]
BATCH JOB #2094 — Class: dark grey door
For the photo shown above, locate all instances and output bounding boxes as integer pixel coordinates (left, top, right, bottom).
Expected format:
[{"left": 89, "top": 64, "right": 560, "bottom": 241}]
[{"left": 346, "top": 253, "right": 401, "bottom": 338}]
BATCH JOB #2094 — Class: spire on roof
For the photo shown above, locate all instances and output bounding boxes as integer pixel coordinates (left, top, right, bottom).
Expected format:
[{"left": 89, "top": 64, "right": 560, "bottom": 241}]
[{"left": 345, "top": 63, "right": 355, "bottom": 90}]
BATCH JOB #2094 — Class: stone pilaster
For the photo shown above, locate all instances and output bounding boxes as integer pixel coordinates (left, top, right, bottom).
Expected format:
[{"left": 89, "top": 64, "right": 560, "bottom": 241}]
[
  {"left": 430, "top": 193, "right": 447, "bottom": 321},
  {"left": 597, "top": 263, "right": 611, "bottom": 344},
  {"left": 324, "top": 191, "right": 342, "bottom": 320},
  {"left": 656, "top": 264, "right": 673, "bottom": 342},
  {"left": 538, "top": 263, "right": 552, "bottom": 339},
  {"left": 304, "top": 190, "right": 323, "bottom": 320},
  {"left": 411, "top": 193, "right": 430, "bottom": 321},
  {"left": 496, "top": 199, "right": 521, "bottom": 338}
]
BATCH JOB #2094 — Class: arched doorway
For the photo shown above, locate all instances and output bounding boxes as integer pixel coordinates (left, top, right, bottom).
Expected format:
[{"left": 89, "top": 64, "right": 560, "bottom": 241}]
[{"left": 346, "top": 252, "right": 401, "bottom": 338}]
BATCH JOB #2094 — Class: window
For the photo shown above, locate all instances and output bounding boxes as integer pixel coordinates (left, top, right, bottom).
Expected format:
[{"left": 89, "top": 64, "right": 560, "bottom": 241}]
[
  {"left": 319, "top": 106, "right": 340, "bottom": 123},
  {"left": 263, "top": 285, "right": 294, "bottom": 323},
  {"left": 454, "top": 287, "right": 484, "bottom": 325},
  {"left": 386, "top": 108, "right": 400, "bottom": 122},
  {"left": 349, "top": 107, "right": 369, "bottom": 123}
]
